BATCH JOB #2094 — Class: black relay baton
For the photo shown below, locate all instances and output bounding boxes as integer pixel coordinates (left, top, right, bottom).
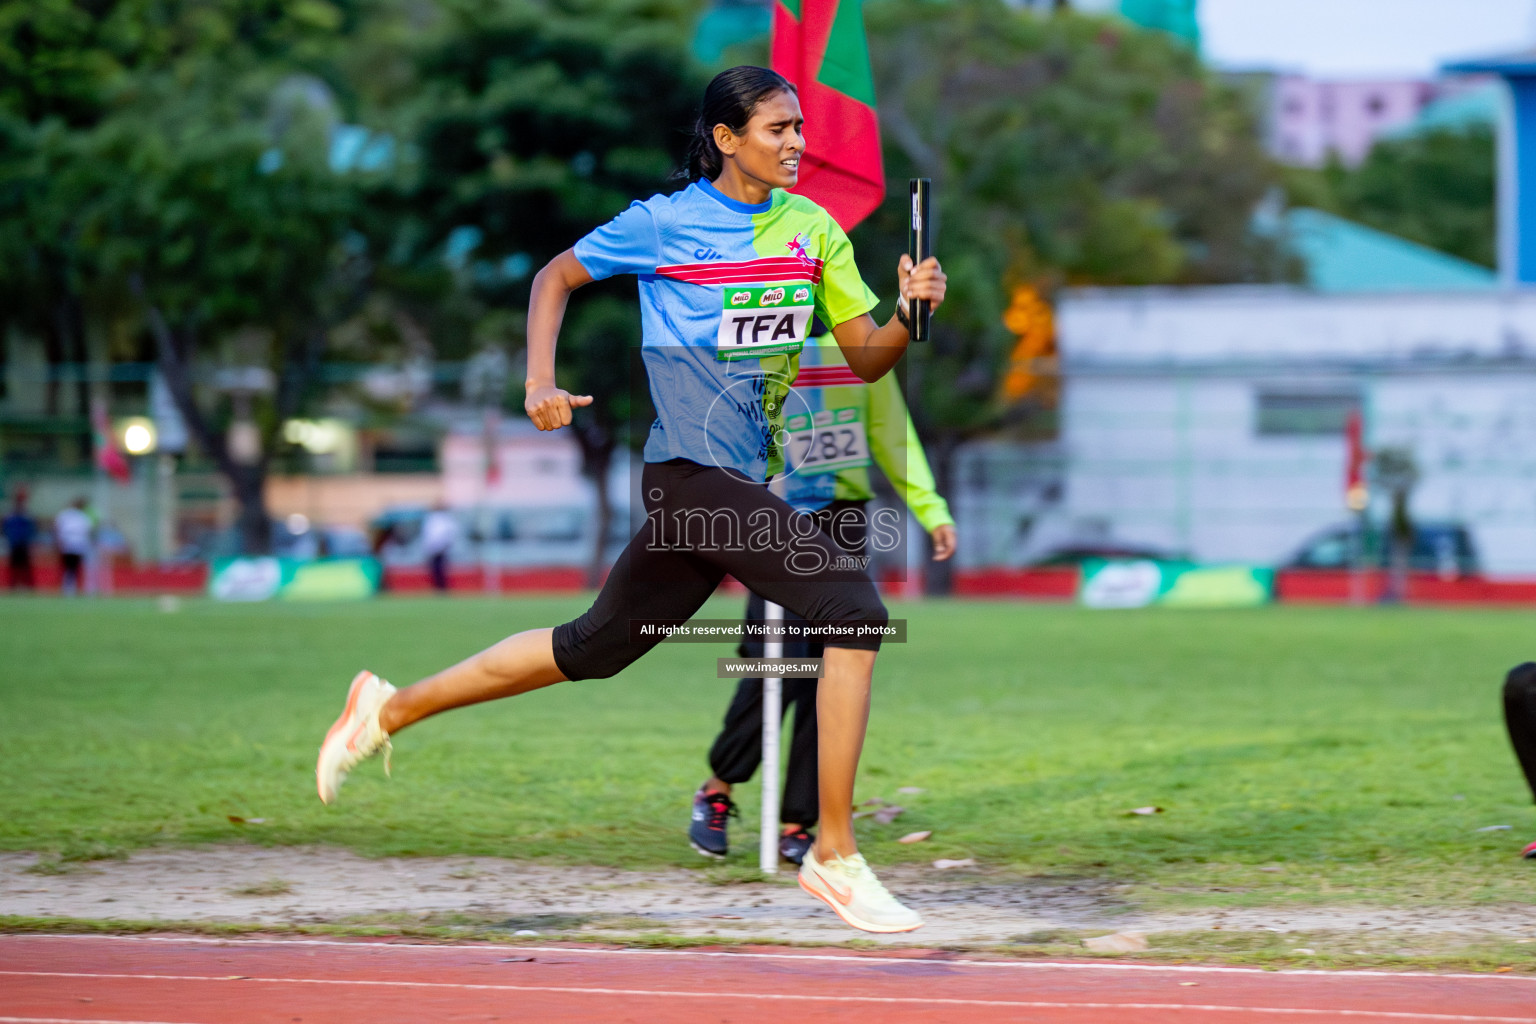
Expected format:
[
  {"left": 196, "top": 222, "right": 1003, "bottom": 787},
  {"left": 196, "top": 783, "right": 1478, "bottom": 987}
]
[{"left": 907, "top": 177, "right": 932, "bottom": 343}]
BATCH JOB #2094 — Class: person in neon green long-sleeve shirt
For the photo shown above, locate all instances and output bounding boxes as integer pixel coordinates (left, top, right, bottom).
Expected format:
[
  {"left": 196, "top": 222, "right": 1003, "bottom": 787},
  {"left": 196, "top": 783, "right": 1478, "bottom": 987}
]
[{"left": 688, "top": 334, "right": 956, "bottom": 863}]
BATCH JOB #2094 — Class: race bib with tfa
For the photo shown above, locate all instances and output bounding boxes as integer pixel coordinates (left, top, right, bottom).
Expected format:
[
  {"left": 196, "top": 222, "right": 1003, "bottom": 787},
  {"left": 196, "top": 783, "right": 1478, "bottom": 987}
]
[
  {"left": 717, "top": 284, "right": 813, "bottom": 360},
  {"left": 785, "top": 406, "right": 872, "bottom": 476}
]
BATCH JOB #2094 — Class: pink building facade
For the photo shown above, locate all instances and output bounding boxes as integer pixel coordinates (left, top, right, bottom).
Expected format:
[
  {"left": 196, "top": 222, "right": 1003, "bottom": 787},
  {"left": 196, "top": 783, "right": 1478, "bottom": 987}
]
[{"left": 1269, "top": 76, "right": 1437, "bottom": 166}]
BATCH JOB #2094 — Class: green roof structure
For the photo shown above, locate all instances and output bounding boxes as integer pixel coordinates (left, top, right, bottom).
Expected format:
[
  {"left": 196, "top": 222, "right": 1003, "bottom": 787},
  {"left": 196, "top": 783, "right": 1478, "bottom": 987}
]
[
  {"left": 1286, "top": 208, "right": 1497, "bottom": 293},
  {"left": 1384, "top": 83, "right": 1499, "bottom": 142},
  {"left": 1118, "top": 0, "right": 1199, "bottom": 50},
  {"left": 693, "top": 0, "right": 772, "bottom": 64}
]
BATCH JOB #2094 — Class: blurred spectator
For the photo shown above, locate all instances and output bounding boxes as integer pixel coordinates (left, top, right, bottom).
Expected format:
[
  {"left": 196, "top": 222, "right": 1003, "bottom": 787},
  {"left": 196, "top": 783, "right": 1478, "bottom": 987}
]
[
  {"left": 421, "top": 502, "right": 458, "bottom": 592},
  {"left": 3, "top": 491, "right": 37, "bottom": 590},
  {"left": 54, "top": 497, "right": 94, "bottom": 596},
  {"left": 370, "top": 519, "right": 397, "bottom": 557},
  {"left": 370, "top": 520, "right": 394, "bottom": 593}
]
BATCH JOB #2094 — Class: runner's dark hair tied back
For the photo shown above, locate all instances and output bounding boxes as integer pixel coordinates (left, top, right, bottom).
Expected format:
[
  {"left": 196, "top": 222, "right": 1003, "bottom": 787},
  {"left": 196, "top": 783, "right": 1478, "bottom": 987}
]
[{"left": 681, "top": 66, "right": 797, "bottom": 183}]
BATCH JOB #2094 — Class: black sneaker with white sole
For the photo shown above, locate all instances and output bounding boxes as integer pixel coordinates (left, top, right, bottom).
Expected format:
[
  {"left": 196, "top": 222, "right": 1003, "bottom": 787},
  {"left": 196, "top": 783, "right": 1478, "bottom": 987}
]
[
  {"left": 778, "top": 828, "right": 814, "bottom": 865},
  {"left": 689, "top": 787, "right": 737, "bottom": 858}
]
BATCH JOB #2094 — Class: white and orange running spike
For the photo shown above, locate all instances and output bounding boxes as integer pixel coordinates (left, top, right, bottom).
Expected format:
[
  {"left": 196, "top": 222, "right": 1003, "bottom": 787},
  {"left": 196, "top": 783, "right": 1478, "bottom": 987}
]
[
  {"left": 316, "top": 670, "right": 396, "bottom": 805},
  {"left": 798, "top": 847, "right": 923, "bottom": 934}
]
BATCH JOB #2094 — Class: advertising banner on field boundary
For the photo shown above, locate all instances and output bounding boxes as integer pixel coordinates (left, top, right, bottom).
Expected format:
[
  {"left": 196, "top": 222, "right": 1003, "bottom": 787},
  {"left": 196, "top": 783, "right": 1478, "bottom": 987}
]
[
  {"left": 1079, "top": 559, "right": 1274, "bottom": 610},
  {"left": 209, "top": 557, "right": 382, "bottom": 602}
]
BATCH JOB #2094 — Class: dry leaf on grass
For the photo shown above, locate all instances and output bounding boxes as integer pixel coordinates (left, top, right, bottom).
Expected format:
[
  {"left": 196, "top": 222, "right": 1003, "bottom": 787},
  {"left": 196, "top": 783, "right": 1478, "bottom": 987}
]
[
  {"left": 897, "top": 830, "right": 932, "bottom": 844},
  {"left": 932, "top": 858, "right": 975, "bottom": 870},
  {"left": 897, "top": 787, "right": 925, "bottom": 795},
  {"left": 1082, "top": 931, "right": 1148, "bottom": 953},
  {"left": 1473, "top": 824, "right": 1511, "bottom": 832},
  {"left": 872, "top": 805, "right": 905, "bottom": 824},
  {"left": 226, "top": 816, "right": 266, "bottom": 825},
  {"left": 1124, "top": 806, "right": 1162, "bottom": 816}
]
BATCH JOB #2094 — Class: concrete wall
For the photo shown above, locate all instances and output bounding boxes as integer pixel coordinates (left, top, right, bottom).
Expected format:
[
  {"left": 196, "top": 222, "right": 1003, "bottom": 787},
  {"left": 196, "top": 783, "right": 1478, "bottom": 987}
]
[
  {"left": 1054, "top": 288, "right": 1536, "bottom": 574},
  {"left": 1059, "top": 287, "right": 1536, "bottom": 365},
  {"left": 1058, "top": 370, "right": 1375, "bottom": 565}
]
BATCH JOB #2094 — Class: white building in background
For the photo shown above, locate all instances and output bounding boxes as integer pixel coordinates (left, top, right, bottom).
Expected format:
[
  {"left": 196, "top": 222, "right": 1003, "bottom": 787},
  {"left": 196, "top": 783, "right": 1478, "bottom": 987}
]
[
  {"left": 435, "top": 418, "right": 636, "bottom": 568},
  {"left": 1033, "top": 287, "right": 1536, "bottom": 575}
]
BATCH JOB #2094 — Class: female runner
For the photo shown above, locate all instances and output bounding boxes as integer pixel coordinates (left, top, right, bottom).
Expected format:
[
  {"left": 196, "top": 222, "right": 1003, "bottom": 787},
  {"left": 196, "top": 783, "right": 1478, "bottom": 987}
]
[{"left": 316, "top": 65, "right": 946, "bottom": 933}]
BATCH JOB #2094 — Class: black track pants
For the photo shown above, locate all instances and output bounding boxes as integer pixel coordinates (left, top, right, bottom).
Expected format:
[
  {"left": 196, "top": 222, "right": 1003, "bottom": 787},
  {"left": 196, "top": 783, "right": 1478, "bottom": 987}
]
[
  {"left": 552, "top": 461, "right": 886, "bottom": 681},
  {"left": 1504, "top": 663, "right": 1536, "bottom": 804}
]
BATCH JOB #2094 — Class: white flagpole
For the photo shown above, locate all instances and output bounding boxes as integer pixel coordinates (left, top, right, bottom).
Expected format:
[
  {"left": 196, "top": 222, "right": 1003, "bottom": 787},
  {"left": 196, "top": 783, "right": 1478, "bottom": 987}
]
[
  {"left": 760, "top": 597, "right": 783, "bottom": 874},
  {"left": 760, "top": 470, "right": 788, "bottom": 875}
]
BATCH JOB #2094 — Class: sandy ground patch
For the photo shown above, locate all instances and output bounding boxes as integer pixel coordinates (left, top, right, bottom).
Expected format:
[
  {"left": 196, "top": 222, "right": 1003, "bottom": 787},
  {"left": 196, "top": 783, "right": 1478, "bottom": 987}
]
[{"left": 4, "top": 847, "right": 1535, "bottom": 947}]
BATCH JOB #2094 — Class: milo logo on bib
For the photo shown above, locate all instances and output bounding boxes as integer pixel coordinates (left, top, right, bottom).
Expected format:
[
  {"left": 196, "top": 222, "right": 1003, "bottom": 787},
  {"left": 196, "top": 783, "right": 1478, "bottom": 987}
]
[{"left": 717, "top": 284, "right": 813, "bottom": 361}]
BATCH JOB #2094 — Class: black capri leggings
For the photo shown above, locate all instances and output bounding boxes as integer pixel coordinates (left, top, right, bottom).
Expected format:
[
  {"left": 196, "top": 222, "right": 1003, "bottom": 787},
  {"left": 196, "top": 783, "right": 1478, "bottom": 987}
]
[
  {"left": 552, "top": 459, "right": 888, "bottom": 681},
  {"left": 1506, "top": 663, "right": 1536, "bottom": 804}
]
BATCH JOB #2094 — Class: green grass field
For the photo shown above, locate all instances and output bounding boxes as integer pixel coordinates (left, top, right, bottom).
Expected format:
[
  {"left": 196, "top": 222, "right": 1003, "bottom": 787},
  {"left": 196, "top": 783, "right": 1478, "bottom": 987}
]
[{"left": 2, "top": 595, "right": 1534, "bottom": 913}]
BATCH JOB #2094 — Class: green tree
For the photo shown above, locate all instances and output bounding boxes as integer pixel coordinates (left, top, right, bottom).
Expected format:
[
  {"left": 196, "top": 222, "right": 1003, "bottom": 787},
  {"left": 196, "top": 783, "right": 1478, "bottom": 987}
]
[
  {"left": 399, "top": 0, "right": 703, "bottom": 284},
  {"left": 92, "top": 92, "right": 364, "bottom": 553},
  {"left": 857, "top": 0, "right": 1283, "bottom": 587},
  {"left": 0, "top": 116, "right": 92, "bottom": 430},
  {"left": 559, "top": 296, "right": 648, "bottom": 585},
  {"left": 392, "top": 0, "right": 703, "bottom": 574},
  {"left": 1286, "top": 127, "right": 1495, "bottom": 269},
  {"left": 0, "top": 0, "right": 160, "bottom": 426},
  {"left": 1, "top": 0, "right": 153, "bottom": 127},
  {"left": 0, "top": 0, "right": 377, "bottom": 551}
]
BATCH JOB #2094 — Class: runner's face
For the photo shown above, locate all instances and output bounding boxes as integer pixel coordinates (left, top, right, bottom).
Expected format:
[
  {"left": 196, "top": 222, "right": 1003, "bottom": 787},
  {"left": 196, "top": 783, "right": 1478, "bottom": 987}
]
[{"left": 724, "top": 90, "right": 804, "bottom": 190}]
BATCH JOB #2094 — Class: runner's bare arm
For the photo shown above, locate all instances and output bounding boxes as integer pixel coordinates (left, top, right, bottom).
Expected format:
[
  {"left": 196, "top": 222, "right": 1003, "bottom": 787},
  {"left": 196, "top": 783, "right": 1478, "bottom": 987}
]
[
  {"left": 525, "top": 249, "right": 596, "bottom": 431},
  {"left": 830, "top": 255, "right": 946, "bottom": 383}
]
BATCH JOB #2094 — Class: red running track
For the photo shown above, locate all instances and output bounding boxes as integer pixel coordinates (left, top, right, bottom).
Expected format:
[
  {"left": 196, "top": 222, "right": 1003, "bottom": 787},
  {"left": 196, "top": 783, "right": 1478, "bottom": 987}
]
[{"left": 1, "top": 935, "right": 1533, "bottom": 1024}]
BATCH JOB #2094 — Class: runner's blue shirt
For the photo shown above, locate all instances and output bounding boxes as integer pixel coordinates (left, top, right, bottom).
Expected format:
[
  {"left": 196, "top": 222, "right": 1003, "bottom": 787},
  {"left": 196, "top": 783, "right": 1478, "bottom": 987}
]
[{"left": 573, "top": 179, "right": 879, "bottom": 481}]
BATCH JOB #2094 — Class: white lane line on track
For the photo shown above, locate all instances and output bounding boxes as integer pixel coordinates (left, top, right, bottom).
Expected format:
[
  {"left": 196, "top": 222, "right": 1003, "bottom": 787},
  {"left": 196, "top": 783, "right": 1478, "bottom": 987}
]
[
  {"left": 6, "top": 934, "right": 1534, "bottom": 984},
  {"left": 1, "top": 971, "right": 1532, "bottom": 1023}
]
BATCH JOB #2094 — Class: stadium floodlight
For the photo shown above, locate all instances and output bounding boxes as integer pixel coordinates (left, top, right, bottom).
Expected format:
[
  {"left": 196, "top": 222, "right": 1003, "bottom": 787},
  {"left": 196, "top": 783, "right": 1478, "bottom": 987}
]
[
  {"left": 120, "top": 418, "right": 157, "bottom": 456},
  {"left": 283, "top": 418, "right": 346, "bottom": 454}
]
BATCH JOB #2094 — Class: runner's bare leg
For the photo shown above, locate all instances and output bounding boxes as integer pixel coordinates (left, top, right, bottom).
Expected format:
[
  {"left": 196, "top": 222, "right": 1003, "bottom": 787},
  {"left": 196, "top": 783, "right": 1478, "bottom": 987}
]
[
  {"left": 378, "top": 628, "right": 567, "bottom": 735},
  {"left": 812, "top": 646, "right": 874, "bottom": 861}
]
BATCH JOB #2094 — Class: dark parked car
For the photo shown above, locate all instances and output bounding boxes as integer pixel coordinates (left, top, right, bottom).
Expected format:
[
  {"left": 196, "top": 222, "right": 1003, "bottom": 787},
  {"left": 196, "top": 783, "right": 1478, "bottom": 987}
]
[{"left": 1284, "top": 521, "right": 1479, "bottom": 578}]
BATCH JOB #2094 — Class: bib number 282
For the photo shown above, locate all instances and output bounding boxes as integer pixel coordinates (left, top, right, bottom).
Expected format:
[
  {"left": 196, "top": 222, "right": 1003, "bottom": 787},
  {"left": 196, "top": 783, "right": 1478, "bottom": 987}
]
[{"left": 785, "top": 407, "right": 871, "bottom": 476}]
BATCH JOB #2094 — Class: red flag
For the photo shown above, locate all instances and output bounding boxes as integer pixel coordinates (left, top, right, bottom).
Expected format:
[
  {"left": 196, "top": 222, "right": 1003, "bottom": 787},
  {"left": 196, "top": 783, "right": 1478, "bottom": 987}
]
[
  {"left": 772, "top": 0, "right": 884, "bottom": 231},
  {"left": 90, "top": 399, "right": 131, "bottom": 484},
  {"left": 1344, "top": 408, "right": 1367, "bottom": 510}
]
